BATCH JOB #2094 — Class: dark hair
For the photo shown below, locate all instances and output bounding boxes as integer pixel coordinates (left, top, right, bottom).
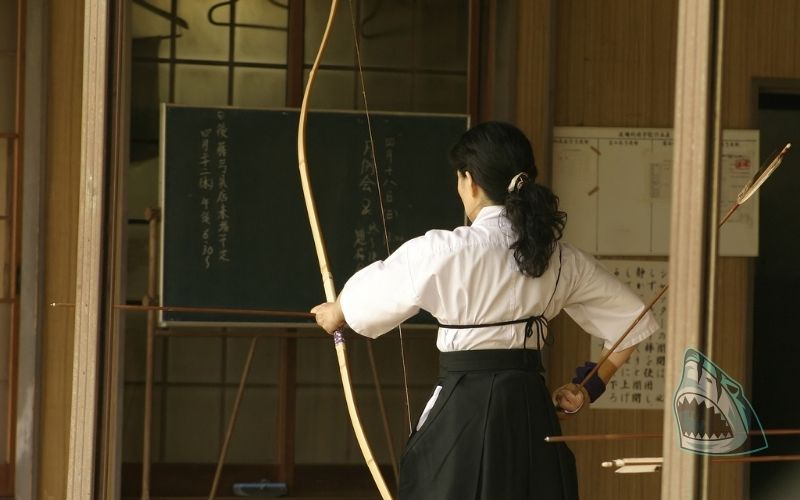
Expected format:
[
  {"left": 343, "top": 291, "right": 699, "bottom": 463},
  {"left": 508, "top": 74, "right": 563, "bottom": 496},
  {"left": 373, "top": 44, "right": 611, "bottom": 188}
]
[{"left": 448, "top": 121, "right": 566, "bottom": 278}]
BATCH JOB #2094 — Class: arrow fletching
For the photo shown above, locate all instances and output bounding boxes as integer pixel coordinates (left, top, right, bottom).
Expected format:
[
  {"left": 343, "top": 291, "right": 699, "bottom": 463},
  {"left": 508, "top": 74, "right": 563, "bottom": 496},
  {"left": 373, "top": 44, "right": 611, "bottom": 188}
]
[{"left": 737, "top": 143, "right": 791, "bottom": 204}]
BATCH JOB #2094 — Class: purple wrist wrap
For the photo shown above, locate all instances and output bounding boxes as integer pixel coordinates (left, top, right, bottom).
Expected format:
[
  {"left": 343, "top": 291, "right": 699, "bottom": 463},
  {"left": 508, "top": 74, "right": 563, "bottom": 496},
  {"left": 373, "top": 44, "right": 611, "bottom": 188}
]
[{"left": 571, "top": 361, "right": 606, "bottom": 402}]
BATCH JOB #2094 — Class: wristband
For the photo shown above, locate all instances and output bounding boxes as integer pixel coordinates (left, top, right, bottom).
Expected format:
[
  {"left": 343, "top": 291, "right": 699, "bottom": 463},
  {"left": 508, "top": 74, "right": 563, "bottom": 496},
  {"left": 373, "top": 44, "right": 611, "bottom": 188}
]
[{"left": 571, "top": 361, "right": 606, "bottom": 402}]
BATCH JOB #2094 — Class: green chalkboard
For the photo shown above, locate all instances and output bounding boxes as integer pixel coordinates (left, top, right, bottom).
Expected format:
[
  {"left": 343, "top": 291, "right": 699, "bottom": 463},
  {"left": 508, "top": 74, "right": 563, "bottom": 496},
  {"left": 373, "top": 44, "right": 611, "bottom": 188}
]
[{"left": 159, "top": 104, "right": 468, "bottom": 326}]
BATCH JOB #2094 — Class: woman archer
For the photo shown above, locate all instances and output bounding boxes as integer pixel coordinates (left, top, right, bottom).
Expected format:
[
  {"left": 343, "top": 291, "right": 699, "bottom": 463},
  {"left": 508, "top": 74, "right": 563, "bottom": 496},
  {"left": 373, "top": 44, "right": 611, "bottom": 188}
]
[{"left": 312, "top": 121, "right": 658, "bottom": 500}]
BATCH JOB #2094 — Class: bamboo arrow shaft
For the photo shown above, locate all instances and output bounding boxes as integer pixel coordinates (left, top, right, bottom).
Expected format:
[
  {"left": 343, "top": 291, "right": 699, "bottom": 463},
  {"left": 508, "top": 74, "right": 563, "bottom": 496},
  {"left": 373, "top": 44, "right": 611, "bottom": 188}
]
[
  {"left": 712, "top": 454, "right": 800, "bottom": 464},
  {"left": 578, "top": 284, "right": 669, "bottom": 388},
  {"left": 604, "top": 454, "right": 800, "bottom": 470},
  {"left": 546, "top": 428, "right": 800, "bottom": 443}
]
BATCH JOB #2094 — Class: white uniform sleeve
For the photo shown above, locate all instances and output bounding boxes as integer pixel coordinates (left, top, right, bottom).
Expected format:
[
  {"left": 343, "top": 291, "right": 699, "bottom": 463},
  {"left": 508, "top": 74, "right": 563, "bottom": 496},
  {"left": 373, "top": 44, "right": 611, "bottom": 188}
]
[
  {"left": 338, "top": 240, "right": 422, "bottom": 338},
  {"left": 559, "top": 245, "right": 659, "bottom": 351}
]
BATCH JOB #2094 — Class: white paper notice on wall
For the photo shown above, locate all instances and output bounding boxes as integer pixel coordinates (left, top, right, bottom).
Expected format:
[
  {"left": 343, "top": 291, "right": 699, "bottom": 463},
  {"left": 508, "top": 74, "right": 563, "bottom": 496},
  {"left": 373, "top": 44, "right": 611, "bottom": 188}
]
[
  {"left": 589, "top": 259, "right": 668, "bottom": 410},
  {"left": 553, "top": 127, "right": 760, "bottom": 256}
]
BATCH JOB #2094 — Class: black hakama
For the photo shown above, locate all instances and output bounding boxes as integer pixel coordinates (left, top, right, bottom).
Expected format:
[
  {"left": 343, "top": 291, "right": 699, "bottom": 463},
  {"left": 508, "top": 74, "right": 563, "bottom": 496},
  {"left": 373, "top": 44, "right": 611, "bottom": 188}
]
[{"left": 398, "top": 349, "right": 579, "bottom": 500}]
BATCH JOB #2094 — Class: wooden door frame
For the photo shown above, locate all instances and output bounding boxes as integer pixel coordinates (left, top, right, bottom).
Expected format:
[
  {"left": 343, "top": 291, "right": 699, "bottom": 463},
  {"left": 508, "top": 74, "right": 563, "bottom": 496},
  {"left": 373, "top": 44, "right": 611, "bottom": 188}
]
[
  {"left": 751, "top": 78, "right": 800, "bottom": 125},
  {"left": 14, "top": 0, "right": 48, "bottom": 497}
]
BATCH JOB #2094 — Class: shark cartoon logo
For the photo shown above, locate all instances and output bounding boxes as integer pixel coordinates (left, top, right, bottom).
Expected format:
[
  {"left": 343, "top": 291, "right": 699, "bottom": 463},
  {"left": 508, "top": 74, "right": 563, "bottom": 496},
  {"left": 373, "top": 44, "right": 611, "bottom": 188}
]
[{"left": 673, "top": 348, "right": 767, "bottom": 455}]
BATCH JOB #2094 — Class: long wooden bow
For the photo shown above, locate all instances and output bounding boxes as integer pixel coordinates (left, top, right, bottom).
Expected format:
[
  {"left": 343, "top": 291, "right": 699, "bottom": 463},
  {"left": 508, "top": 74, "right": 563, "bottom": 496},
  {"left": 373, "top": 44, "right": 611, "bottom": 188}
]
[{"left": 296, "top": 1, "right": 393, "bottom": 499}]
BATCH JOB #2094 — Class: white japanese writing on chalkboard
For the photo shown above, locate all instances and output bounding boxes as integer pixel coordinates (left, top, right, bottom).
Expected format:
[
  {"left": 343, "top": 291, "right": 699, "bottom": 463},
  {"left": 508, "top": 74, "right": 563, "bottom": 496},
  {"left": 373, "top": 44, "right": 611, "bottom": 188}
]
[
  {"left": 196, "top": 113, "right": 232, "bottom": 270},
  {"left": 353, "top": 137, "right": 404, "bottom": 270},
  {"left": 590, "top": 259, "right": 669, "bottom": 409},
  {"left": 382, "top": 137, "right": 401, "bottom": 228},
  {"left": 198, "top": 128, "right": 214, "bottom": 269},
  {"left": 216, "top": 111, "right": 231, "bottom": 264},
  {"left": 164, "top": 105, "right": 470, "bottom": 325}
]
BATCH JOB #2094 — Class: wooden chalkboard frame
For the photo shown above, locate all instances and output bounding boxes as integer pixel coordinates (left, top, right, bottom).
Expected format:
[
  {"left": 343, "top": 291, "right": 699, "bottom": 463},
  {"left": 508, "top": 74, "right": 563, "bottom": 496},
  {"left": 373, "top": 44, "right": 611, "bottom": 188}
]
[{"left": 158, "top": 104, "right": 469, "bottom": 328}]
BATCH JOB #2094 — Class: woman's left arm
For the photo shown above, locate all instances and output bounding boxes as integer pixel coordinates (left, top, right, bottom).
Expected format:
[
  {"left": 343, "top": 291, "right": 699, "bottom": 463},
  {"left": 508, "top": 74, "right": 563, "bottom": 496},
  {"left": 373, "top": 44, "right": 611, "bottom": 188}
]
[
  {"left": 596, "top": 345, "right": 636, "bottom": 383},
  {"left": 311, "top": 237, "right": 428, "bottom": 338}
]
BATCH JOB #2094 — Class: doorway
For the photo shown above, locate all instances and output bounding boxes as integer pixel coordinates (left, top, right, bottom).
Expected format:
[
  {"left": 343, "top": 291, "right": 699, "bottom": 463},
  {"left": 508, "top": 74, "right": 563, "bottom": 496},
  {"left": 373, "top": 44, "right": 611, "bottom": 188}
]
[{"left": 751, "top": 90, "right": 800, "bottom": 499}]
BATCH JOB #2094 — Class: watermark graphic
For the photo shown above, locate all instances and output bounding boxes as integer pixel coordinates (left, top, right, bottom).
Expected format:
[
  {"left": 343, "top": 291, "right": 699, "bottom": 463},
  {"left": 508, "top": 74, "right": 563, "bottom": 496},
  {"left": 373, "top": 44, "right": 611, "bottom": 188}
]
[{"left": 673, "top": 348, "right": 767, "bottom": 456}]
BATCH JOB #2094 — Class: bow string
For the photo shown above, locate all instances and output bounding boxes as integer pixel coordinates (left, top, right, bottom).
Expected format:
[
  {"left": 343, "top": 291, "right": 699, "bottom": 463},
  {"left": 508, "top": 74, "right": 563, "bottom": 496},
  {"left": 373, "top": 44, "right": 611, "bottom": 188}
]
[{"left": 346, "top": 0, "right": 414, "bottom": 438}]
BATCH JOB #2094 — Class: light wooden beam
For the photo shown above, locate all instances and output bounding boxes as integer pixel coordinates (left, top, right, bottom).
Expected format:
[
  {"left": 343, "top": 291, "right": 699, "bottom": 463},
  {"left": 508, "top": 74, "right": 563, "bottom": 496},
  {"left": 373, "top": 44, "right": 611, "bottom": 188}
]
[
  {"left": 66, "top": 0, "right": 110, "bottom": 498},
  {"left": 662, "top": 1, "right": 725, "bottom": 498}
]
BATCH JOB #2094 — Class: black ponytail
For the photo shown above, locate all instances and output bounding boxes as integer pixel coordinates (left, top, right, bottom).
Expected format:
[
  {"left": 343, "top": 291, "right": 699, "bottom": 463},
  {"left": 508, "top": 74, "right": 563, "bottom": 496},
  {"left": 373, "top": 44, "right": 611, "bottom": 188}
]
[
  {"left": 449, "top": 121, "right": 566, "bottom": 278},
  {"left": 506, "top": 181, "right": 566, "bottom": 277}
]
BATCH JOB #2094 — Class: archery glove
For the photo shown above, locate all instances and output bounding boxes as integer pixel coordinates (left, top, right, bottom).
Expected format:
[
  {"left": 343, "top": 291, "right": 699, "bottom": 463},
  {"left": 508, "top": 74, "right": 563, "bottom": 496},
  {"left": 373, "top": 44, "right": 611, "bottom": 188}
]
[{"left": 572, "top": 361, "right": 606, "bottom": 403}]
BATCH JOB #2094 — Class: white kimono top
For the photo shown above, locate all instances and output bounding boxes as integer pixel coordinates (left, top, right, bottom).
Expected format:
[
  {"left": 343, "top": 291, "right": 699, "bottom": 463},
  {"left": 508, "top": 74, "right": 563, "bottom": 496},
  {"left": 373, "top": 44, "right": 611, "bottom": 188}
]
[{"left": 339, "top": 205, "right": 658, "bottom": 352}]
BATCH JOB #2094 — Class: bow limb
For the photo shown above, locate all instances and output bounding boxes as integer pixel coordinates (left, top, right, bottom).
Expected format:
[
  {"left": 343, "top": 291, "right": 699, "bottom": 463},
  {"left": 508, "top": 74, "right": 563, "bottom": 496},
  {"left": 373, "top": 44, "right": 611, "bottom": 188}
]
[{"left": 297, "top": 2, "right": 393, "bottom": 499}]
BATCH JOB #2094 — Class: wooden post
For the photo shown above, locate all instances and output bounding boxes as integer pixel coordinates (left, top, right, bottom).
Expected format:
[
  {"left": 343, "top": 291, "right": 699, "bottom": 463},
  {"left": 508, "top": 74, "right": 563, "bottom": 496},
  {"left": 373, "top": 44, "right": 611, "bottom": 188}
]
[
  {"left": 276, "top": 337, "right": 296, "bottom": 489},
  {"left": 515, "top": 0, "right": 555, "bottom": 184},
  {"left": 140, "top": 296, "right": 155, "bottom": 500},
  {"left": 662, "top": 1, "right": 724, "bottom": 498},
  {"left": 141, "top": 208, "right": 160, "bottom": 500},
  {"left": 281, "top": 1, "right": 304, "bottom": 487},
  {"left": 97, "top": 0, "right": 131, "bottom": 497},
  {"left": 514, "top": 0, "right": 556, "bottom": 379},
  {"left": 66, "top": 0, "right": 110, "bottom": 498},
  {"left": 467, "top": 0, "right": 482, "bottom": 123},
  {"left": 208, "top": 336, "right": 259, "bottom": 500}
]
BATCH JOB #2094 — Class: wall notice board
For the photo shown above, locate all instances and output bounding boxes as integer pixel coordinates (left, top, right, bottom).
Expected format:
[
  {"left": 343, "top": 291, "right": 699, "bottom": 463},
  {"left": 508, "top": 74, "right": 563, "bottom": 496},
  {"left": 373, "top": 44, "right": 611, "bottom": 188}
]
[
  {"left": 552, "top": 127, "right": 760, "bottom": 256},
  {"left": 159, "top": 105, "right": 468, "bottom": 326}
]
